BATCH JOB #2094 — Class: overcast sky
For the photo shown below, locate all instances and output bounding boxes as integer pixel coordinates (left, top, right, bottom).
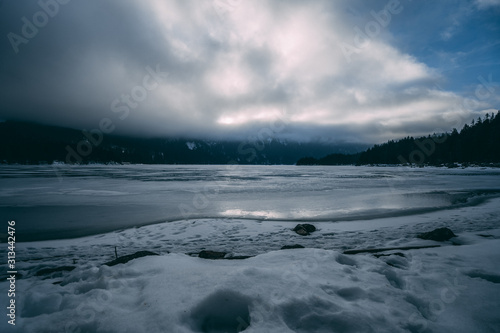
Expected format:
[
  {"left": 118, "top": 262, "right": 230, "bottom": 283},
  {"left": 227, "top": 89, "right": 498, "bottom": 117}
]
[{"left": 1, "top": 0, "right": 499, "bottom": 143}]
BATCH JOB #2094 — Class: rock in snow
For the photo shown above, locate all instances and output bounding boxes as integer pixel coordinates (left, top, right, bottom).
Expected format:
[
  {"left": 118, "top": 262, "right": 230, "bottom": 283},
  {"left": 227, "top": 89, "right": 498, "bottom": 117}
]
[
  {"left": 281, "top": 244, "right": 305, "bottom": 250},
  {"left": 199, "top": 250, "right": 228, "bottom": 259},
  {"left": 418, "top": 227, "right": 457, "bottom": 241},
  {"left": 35, "top": 266, "right": 75, "bottom": 277},
  {"left": 104, "top": 251, "right": 159, "bottom": 266},
  {"left": 293, "top": 223, "right": 316, "bottom": 236}
]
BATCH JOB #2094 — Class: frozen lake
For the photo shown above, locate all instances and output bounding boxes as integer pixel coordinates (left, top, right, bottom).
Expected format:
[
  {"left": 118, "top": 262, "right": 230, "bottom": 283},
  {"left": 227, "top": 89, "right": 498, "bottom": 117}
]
[{"left": 1, "top": 164, "right": 500, "bottom": 241}]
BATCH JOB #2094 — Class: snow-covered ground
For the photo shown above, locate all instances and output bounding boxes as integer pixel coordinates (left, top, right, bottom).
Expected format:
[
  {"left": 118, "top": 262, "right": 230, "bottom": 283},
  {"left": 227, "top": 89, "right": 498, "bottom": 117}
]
[{"left": 1, "top": 196, "right": 500, "bottom": 332}]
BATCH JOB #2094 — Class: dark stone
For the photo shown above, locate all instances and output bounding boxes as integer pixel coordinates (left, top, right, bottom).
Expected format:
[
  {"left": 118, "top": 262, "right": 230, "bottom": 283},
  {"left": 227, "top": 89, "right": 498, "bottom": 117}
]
[
  {"left": 192, "top": 252, "right": 252, "bottom": 260},
  {"left": 199, "top": 250, "right": 227, "bottom": 260},
  {"left": 417, "top": 227, "right": 457, "bottom": 242},
  {"left": 301, "top": 224, "right": 316, "bottom": 233},
  {"left": 295, "top": 228, "right": 309, "bottom": 236},
  {"left": 105, "top": 251, "right": 159, "bottom": 266},
  {"left": 281, "top": 244, "right": 305, "bottom": 250},
  {"left": 224, "top": 255, "right": 254, "bottom": 260},
  {"left": 293, "top": 224, "right": 316, "bottom": 236},
  {"left": 35, "top": 266, "right": 75, "bottom": 277},
  {"left": 344, "top": 245, "right": 441, "bottom": 255}
]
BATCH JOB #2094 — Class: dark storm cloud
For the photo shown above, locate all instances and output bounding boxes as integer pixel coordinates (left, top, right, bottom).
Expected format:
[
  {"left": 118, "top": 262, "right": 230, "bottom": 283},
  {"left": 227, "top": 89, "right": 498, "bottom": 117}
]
[
  {"left": 0, "top": 0, "right": 498, "bottom": 143},
  {"left": 1, "top": 1, "right": 176, "bottom": 127}
]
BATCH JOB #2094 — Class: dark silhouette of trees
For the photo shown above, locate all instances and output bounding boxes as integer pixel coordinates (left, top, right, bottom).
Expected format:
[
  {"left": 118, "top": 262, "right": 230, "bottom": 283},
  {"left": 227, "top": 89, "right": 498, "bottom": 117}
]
[
  {"left": 297, "top": 153, "right": 360, "bottom": 165},
  {"left": 357, "top": 111, "right": 500, "bottom": 165},
  {"left": 2, "top": 111, "right": 499, "bottom": 166},
  {"left": 0, "top": 121, "right": 366, "bottom": 165},
  {"left": 297, "top": 110, "right": 500, "bottom": 166}
]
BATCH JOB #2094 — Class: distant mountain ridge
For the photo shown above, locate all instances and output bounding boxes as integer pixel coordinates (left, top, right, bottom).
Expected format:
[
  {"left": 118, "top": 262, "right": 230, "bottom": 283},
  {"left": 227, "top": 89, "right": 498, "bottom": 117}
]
[{"left": 0, "top": 121, "right": 368, "bottom": 165}]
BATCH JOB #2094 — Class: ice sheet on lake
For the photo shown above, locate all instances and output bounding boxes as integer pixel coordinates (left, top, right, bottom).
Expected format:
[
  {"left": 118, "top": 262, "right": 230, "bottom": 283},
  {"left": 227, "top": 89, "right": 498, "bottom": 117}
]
[{"left": 1, "top": 165, "right": 500, "bottom": 241}]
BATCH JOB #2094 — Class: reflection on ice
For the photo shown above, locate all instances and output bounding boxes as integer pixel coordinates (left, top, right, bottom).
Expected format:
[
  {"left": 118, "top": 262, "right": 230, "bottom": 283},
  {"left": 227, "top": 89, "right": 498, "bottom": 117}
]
[
  {"left": 221, "top": 209, "right": 285, "bottom": 219},
  {"left": 220, "top": 208, "right": 340, "bottom": 220}
]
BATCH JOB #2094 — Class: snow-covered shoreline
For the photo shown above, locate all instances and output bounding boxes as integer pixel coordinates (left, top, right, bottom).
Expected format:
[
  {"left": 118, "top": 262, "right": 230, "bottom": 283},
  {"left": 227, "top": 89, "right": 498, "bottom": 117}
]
[
  {"left": 1, "top": 197, "right": 500, "bottom": 332},
  {"left": 9, "top": 196, "right": 500, "bottom": 266}
]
